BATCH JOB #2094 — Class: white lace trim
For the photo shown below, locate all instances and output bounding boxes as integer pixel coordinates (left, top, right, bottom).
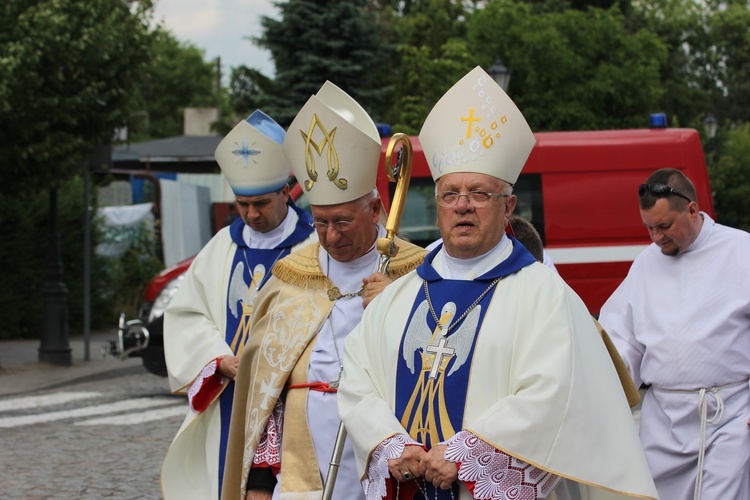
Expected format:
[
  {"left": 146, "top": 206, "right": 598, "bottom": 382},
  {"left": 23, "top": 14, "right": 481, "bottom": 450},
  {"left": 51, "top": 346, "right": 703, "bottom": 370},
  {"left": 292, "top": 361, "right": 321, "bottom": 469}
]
[
  {"left": 253, "top": 399, "right": 283, "bottom": 467},
  {"left": 364, "top": 434, "right": 422, "bottom": 500},
  {"left": 445, "top": 431, "right": 561, "bottom": 499},
  {"left": 187, "top": 359, "right": 220, "bottom": 412}
]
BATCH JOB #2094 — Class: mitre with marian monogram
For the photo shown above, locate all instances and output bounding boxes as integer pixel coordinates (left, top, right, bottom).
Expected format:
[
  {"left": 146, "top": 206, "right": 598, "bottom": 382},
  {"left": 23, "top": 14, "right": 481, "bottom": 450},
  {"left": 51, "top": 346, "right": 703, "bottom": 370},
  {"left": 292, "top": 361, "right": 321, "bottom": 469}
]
[
  {"left": 215, "top": 110, "right": 292, "bottom": 196},
  {"left": 418, "top": 66, "right": 536, "bottom": 185},
  {"left": 283, "top": 81, "right": 381, "bottom": 205}
]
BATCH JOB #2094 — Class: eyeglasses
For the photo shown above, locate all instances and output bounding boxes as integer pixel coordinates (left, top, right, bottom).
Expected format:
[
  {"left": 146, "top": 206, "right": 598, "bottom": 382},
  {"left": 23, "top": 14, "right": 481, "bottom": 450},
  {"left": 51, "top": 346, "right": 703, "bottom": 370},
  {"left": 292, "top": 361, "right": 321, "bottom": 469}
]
[
  {"left": 312, "top": 201, "right": 373, "bottom": 232},
  {"left": 638, "top": 183, "right": 692, "bottom": 203},
  {"left": 435, "top": 190, "right": 510, "bottom": 208},
  {"left": 312, "top": 220, "right": 355, "bottom": 232}
]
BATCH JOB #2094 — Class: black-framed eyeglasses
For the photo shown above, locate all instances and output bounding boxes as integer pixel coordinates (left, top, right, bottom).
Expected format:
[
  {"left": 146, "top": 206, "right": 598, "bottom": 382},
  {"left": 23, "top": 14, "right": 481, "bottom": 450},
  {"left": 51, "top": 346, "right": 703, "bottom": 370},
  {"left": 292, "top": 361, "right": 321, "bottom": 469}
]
[
  {"left": 638, "top": 183, "right": 692, "bottom": 203},
  {"left": 435, "top": 190, "right": 510, "bottom": 208}
]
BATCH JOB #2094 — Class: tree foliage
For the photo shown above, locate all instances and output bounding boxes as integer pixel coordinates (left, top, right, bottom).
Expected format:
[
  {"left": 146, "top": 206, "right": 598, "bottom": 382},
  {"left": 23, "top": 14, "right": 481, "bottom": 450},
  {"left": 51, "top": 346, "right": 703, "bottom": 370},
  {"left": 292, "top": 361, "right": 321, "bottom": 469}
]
[
  {"left": 253, "top": 0, "right": 387, "bottom": 125},
  {"left": 467, "top": 0, "right": 666, "bottom": 131},
  {"left": 709, "top": 1, "right": 750, "bottom": 125},
  {"left": 384, "top": 0, "right": 475, "bottom": 132},
  {"left": 624, "top": 0, "right": 713, "bottom": 128},
  {"left": 0, "top": 176, "right": 161, "bottom": 338},
  {"left": 0, "top": 0, "right": 153, "bottom": 194},
  {"left": 708, "top": 124, "right": 750, "bottom": 231},
  {"left": 127, "top": 27, "right": 223, "bottom": 140},
  {"left": 228, "top": 66, "right": 276, "bottom": 119}
]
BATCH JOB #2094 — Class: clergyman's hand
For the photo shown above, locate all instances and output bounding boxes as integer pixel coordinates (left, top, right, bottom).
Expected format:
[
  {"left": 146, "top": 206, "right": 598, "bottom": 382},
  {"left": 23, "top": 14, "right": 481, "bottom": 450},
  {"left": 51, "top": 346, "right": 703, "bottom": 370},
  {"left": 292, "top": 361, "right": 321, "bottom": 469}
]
[
  {"left": 218, "top": 355, "right": 240, "bottom": 380},
  {"left": 245, "top": 488, "right": 272, "bottom": 500},
  {"left": 388, "top": 443, "right": 427, "bottom": 482},
  {"left": 362, "top": 272, "right": 393, "bottom": 308},
  {"left": 418, "top": 444, "right": 458, "bottom": 490}
]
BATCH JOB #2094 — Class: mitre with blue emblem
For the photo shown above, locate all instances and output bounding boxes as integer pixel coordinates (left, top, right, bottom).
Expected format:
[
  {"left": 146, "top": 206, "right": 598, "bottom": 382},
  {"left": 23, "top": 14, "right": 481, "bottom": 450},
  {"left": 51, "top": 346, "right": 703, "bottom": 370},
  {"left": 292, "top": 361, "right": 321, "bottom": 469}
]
[{"left": 214, "top": 110, "right": 291, "bottom": 196}]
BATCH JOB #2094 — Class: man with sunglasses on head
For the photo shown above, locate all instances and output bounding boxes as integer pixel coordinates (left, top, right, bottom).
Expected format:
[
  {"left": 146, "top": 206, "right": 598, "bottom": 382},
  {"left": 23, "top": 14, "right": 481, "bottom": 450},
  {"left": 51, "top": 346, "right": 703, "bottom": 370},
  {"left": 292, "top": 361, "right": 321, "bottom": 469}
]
[
  {"left": 599, "top": 167, "right": 750, "bottom": 500},
  {"left": 220, "top": 82, "right": 426, "bottom": 500},
  {"left": 337, "top": 67, "right": 657, "bottom": 500}
]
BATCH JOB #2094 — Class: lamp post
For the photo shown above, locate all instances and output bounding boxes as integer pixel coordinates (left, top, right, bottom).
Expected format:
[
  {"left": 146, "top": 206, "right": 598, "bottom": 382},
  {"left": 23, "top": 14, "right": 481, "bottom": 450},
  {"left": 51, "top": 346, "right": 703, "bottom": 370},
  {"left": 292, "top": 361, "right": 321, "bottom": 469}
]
[
  {"left": 703, "top": 113, "right": 718, "bottom": 165},
  {"left": 39, "top": 186, "right": 72, "bottom": 366},
  {"left": 487, "top": 58, "right": 512, "bottom": 92},
  {"left": 703, "top": 113, "right": 717, "bottom": 140}
]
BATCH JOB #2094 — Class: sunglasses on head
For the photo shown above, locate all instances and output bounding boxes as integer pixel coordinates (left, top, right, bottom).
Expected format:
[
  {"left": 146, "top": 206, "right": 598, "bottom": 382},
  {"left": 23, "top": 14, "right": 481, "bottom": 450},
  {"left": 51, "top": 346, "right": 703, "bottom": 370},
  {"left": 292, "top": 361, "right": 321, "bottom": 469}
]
[{"left": 638, "top": 183, "right": 692, "bottom": 203}]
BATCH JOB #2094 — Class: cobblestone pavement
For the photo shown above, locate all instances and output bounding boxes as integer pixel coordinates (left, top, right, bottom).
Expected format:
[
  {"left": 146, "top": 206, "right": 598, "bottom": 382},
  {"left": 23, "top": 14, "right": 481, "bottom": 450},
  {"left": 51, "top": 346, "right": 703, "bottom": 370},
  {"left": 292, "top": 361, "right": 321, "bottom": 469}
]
[{"left": 0, "top": 332, "right": 187, "bottom": 500}]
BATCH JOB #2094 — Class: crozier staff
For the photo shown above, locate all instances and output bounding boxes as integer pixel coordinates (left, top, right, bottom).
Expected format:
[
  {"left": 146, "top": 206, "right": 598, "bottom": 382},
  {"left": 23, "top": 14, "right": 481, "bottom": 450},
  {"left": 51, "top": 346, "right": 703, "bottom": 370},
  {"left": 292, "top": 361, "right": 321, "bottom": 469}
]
[
  {"left": 337, "top": 66, "right": 658, "bottom": 500},
  {"left": 323, "top": 131, "right": 414, "bottom": 500},
  {"left": 221, "top": 81, "right": 427, "bottom": 500}
]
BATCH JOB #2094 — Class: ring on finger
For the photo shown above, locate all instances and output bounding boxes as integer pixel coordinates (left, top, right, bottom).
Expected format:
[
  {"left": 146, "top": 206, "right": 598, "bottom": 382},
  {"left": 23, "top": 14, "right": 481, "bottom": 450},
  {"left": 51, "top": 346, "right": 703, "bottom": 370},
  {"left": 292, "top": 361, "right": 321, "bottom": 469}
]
[{"left": 403, "top": 471, "right": 414, "bottom": 480}]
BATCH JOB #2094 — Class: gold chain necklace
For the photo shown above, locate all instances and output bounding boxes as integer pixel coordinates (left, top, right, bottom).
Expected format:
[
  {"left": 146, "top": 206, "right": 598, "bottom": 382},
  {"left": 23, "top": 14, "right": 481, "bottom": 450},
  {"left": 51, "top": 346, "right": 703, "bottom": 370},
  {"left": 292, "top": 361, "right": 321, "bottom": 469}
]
[{"left": 327, "top": 285, "right": 365, "bottom": 301}]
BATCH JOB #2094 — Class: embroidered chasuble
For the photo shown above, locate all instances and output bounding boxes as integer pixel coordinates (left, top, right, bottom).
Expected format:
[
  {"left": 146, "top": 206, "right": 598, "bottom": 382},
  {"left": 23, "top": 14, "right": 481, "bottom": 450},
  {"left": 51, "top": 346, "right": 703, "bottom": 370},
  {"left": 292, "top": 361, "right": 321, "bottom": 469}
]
[
  {"left": 339, "top": 240, "right": 658, "bottom": 500},
  {"left": 395, "top": 240, "right": 534, "bottom": 499},
  {"left": 217, "top": 214, "right": 314, "bottom": 495},
  {"left": 221, "top": 238, "right": 427, "bottom": 500},
  {"left": 161, "top": 206, "right": 315, "bottom": 500}
]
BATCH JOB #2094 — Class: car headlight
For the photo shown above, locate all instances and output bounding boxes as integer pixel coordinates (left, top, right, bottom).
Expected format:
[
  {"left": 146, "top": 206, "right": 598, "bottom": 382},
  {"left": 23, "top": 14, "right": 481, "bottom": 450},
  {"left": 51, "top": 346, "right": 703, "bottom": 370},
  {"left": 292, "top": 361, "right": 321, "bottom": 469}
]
[{"left": 148, "top": 274, "right": 185, "bottom": 322}]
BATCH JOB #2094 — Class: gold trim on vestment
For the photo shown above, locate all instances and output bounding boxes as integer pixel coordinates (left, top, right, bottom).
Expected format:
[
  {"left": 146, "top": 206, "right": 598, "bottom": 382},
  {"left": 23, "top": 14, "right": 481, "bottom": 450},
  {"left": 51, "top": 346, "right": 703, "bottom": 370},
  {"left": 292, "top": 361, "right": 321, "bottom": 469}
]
[
  {"left": 222, "top": 240, "right": 427, "bottom": 499},
  {"left": 280, "top": 337, "right": 323, "bottom": 493},
  {"left": 272, "top": 236, "right": 425, "bottom": 289}
]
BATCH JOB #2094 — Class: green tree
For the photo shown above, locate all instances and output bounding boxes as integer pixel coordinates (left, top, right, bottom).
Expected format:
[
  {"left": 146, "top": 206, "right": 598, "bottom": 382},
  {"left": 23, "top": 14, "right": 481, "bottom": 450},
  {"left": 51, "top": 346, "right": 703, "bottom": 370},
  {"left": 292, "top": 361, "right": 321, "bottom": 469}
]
[
  {"left": 0, "top": 175, "right": 156, "bottom": 338},
  {"left": 708, "top": 1, "right": 750, "bottom": 125},
  {"left": 254, "top": 0, "right": 387, "bottom": 125},
  {"left": 0, "top": 0, "right": 153, "bottom": 340},
  {"left": 0, "top": 0, "right": 153, "bottom": 194},
  {"left": 708, "top": 124, "right": 750, "bottom": 231},
  {"left": 227, "top": 66, "right": 275, "bottom": 119},
  {"left": 467, "top": 0, "right": 666, "bottom": 131},
  {"left": 625, "top": 0, "right": 713, "bottom": 128},
  {"left": 127, "top": 27, "right": 223, "bottom": 140},
  {"left": 385, "top": 0, "right": 474, "bottom": 132}
]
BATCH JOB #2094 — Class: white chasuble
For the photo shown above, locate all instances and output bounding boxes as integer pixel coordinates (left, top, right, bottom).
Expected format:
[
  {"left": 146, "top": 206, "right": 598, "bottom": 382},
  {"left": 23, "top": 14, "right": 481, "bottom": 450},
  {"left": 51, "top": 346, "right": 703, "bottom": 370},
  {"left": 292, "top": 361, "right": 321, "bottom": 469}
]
[{"left": 339, "top": 239, "right": 658, "bottom": 500}]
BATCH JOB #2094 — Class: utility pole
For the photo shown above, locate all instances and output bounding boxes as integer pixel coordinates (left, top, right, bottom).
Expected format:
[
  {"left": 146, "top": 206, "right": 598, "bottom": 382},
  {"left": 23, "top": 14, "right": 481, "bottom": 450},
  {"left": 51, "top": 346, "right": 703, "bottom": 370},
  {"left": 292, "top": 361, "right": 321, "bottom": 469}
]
[{"left": 215, "top": 57, "right": 222, "bottom": 121}]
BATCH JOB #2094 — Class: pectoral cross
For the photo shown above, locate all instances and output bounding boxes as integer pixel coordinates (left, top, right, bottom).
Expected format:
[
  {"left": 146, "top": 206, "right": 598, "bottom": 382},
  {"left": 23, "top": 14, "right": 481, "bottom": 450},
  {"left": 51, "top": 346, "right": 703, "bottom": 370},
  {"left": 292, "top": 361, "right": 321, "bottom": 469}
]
[
  {"left": 425, "top": 337, "right": 455, "bottom": 379},
  {"left": 330, "top": 368, "right": 343, "bottom": 389}
]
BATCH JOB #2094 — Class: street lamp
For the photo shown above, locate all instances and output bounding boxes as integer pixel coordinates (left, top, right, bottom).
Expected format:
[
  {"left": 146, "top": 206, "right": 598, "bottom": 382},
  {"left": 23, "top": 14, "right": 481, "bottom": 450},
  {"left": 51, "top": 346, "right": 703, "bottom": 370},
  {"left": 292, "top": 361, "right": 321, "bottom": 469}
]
[
  {"left": 702, "top": 113, "right": 718, "bottom": 165},
  {"left": 487, "top": 58, "right": 512, "bottom": 92},
  {"left": 703, "top": 112, "right": 718, "bottom": 140}
]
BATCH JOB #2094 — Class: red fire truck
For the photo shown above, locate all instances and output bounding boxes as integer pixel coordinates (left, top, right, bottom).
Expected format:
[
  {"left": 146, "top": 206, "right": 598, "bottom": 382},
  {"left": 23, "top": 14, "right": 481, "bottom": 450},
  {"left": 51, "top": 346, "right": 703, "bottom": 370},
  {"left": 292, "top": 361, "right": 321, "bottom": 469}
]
[{"left": 113, "top": 119, "right": 714, "bottom": 376}]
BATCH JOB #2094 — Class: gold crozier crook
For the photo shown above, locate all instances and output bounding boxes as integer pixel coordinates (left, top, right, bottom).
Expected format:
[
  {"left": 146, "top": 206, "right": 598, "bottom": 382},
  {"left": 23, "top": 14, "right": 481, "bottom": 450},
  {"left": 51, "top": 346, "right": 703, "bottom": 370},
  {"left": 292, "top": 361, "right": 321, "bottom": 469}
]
[{"left": 321, "top": 133, "right": 414, "bottom": 500}]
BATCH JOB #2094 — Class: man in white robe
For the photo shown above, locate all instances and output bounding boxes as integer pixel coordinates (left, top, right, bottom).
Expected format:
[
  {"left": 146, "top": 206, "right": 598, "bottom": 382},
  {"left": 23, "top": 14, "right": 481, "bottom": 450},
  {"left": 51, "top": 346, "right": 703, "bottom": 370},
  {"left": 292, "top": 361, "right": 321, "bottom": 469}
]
[
  {"left": 599, "top": 167, "right": 750, "bottom": 500},
  {"left": 221, "top": 82, "right": 427, "bottom": 500},
  {"left": 338, "top": 66, "right": 658, "bottom": 500},
  {"left": 161, "top": 111, "right": 316, "bottom": 500}
]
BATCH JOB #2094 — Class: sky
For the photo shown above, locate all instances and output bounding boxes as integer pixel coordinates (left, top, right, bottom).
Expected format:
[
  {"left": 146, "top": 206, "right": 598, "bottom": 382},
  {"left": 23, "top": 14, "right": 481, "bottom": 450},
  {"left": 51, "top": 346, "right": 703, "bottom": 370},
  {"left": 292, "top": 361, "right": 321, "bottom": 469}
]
[{"left": 152, "top": 0, "right": 277, "bottom": 81}]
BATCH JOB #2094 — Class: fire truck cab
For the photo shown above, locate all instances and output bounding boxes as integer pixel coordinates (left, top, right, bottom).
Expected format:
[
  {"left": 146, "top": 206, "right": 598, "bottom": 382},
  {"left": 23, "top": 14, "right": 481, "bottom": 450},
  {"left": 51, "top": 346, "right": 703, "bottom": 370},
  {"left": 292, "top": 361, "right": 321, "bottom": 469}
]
[{"left": 378, "top": 121, "right": 714, "bottom": 316}]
